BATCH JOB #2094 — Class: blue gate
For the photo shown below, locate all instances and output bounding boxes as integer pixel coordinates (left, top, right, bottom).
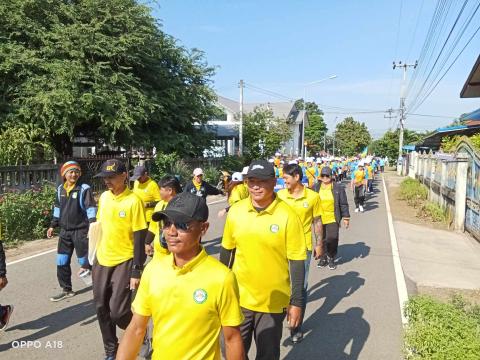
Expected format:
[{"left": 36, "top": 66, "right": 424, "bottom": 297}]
[{"left": 459, "top": 141, "right": 480, "bottom": 241}]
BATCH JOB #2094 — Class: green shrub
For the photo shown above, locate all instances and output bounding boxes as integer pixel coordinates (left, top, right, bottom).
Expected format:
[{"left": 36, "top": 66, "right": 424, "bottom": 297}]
[
  {"left": 404, "top": 295, "right": 480, "bottom": 359},
  {"left": 150, "top": 153, "right": 192, "bottom": 186},
  {"left": 220, "top": 156, "right": 247, "bottom": 173},
  {"left": 202, "top": 166, "right": 220, "bottom": 186},
  {"left": 0, "top": 184, "right": 56, "bottom": 245},
  {"left": 417, "top": 201, "right": 446, "bottom": 222},
  {"left": 399, "top": 178, "right": 428, "bottom": 207}
]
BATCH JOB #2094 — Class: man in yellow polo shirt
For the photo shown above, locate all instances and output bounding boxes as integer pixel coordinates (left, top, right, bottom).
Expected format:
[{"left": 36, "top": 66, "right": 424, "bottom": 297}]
[
  {"left": 117, "top": 192, "right": 245, "bottom": 360},
  {"left": 144, "top": 175, "right": 182, "bottom": 261},
  {"left": 221, "top": 159, "right": 307, "bottom": 359},
  {"left": 277, "top": 163, "right": 323, "bottom": 343},
  {"left": 93, "top": 159, "right": 147, "bottom": 360},
  {"left": 131, "top": 165, "right": 161, "bottom": 224}
]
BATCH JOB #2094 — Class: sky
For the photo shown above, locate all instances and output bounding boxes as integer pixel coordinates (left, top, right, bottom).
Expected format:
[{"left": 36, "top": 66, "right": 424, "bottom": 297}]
[{"left": 150, "top": 0, "right": 480, "bottom": 138}]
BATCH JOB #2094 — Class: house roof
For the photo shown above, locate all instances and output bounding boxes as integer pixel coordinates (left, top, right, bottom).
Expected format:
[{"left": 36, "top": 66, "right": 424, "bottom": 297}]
[
  {"left": 460, "top": 55, "right": 480, "bottom": 98},
  {"left": 417, "top": 123, "right": 480, "bottom": 150},
  {"left": 217, "top": 95, "right": 239, "bottom": 113},
  {"left": 216, "top": 95, "right": 296, "bottom": 119}
]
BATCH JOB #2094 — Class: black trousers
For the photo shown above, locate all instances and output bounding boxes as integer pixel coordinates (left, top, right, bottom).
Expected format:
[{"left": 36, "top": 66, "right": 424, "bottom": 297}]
[
  {"left": 322, "top": 222, "right": 340, "bottom": 258},
  {"left": 354, "top": 185, "right": 365, "bottom": 207},
  {"left": 240, "top": 307, "right": 286, "bottom": 360},
  {"left": 56, "top": 228, "right": 90, "bottom": 291},
  {"left": 92, "top": 259, "right": 133, "bottom": 357}
]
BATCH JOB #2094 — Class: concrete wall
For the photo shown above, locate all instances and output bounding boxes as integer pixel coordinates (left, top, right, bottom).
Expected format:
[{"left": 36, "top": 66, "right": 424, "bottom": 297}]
[{"left": 407, "top": 144, "right": 475, "bottom": 238}]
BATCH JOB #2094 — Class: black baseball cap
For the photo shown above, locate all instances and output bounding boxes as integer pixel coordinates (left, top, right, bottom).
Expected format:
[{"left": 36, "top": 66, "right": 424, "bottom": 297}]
[
  {"left": 245, "top": 159, "right": 275, "bottom": 179},
  {"left": 94, "top": 159, "right": 127, "bottom": 178},
  {"left": 321, "top": 166, "right": 332, "bottom": 176},
  {"left": 130, "top": 165, "right": 147, "bottom": 181},
  {"left": 151, "top": 192, "right": 209, "bottom": 223}
]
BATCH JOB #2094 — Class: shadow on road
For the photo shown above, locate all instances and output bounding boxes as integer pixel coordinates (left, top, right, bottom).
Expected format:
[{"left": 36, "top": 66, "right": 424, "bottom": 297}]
[
  {"left": 336, "top": 242, "right": 371, "bottom": 265},
  {"left": 203, "top": 237, "right": 221, "bottom": 256},
  {"left": 0, "top": 299, "right": 96, "bottom": 352},
  {"left": 284, "top": 271, "right": 369, "bottom": 359},
  {"left": 284, "top": 307, "right": 370, "bottom": 360}
]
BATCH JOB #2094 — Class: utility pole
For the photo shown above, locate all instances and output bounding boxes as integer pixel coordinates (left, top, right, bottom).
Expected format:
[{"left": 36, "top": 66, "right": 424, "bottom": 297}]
[
  {"left": 384, "top": 108, "right": 397, "bottom": 128},
  {"left": 393, "top": 60, "right": 417, "bottom": 174},
  {"left": 332, "top": 116, "right": 338, "bottom": 157},
  {"left": 239, "top": 80, "right": 244, "bottom": 156}
]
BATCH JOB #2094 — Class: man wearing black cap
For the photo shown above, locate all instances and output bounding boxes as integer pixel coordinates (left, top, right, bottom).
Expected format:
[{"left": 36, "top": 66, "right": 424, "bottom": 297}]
[
  {"left": 117, "top": 192, "right": 245, "bottom": 360},
  {"left": 220, "top": 159, "right": 307, "bottom": 359},
  {"left": 93, "top": 159, "right": 148, "bottom": 360},
  {"left": 131, "top": 165, "right": 161, "bottom": 225}
]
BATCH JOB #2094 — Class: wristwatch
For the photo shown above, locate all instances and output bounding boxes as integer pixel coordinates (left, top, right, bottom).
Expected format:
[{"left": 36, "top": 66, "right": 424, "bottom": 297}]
[{"left": 132, "top": 265, "right": 143, "bottom": 271}]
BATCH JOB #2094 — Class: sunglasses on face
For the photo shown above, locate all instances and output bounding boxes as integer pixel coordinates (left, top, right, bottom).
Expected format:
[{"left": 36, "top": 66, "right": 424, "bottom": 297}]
[
  {"left": 321, "top": 174, "right": 330, "bottom": 178},
  {"left": 163, "top": 219, "right": 193, "bottom": 232}
]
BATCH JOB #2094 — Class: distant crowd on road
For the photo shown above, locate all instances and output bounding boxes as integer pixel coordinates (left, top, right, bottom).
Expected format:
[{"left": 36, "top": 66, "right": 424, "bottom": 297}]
[{"left": 0, "top": 151, "right": 387, "bottom": 360}]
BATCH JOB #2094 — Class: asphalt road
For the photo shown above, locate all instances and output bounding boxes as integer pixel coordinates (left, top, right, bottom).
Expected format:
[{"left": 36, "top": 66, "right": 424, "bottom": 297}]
[{"left": 1, "top": 180, "right": 403, "bottom": 359}]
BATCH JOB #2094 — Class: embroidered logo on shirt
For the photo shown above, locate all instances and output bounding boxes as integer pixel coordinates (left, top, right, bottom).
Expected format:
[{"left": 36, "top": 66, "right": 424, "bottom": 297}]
[
  {"left": 119, "top": 210, "right": 126, "bottom": 218},
  {"left": 303, "top": 201, "right": 309, "bottom": 208},
  {"left": 193, "top": 289, "right": 208, "bottom": 304},
  {"left": 72, "top": 192, "right": 78, "bottom": 199},
  {"left": 270, "top": 224, "right": 280, "bottom": 233}
]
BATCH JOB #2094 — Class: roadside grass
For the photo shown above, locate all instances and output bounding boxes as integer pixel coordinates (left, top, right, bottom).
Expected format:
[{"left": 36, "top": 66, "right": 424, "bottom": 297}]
[
  {"left": 404, "top": 295, "right": 480, "bottom": 359},
  {"left": 398, "top": 178, "right": 446, "bottom": 223},
  {"left": 417, "top": 201, "right": 446, "bottom": 222}
]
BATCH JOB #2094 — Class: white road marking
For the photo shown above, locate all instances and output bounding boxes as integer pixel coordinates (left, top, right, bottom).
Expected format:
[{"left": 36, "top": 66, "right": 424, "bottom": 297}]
[
  {"left": 6, "top": 197, "right": 227, "bottom": 266},
  {"left": 382, "top": 176, "right": 409, "bottom": 325},
  {"left": 6, "top": 248, "right": 57, "bottom": 266}
]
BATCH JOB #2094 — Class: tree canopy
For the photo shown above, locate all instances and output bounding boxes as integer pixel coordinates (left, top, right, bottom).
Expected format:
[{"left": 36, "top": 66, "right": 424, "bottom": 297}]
[
  {"left": 0, "top": 0, "right": 217, "bottom": 159},
  {"left": 370, "top": 129, "right": 429, "bottom": 160},
  {"left": 242, "top": 107, "right": 292, "bottom": 161},
  {"left": 334, "top": 117, "right": 371, "bottom": 156},
  {"left": 295, "top": 99, "right": 327, "bottom": 154}
]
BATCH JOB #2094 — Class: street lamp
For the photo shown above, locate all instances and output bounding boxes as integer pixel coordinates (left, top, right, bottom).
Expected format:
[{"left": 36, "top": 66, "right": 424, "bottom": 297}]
[{"left": 301, "top": 75, "right": 337, "bottom": 158}]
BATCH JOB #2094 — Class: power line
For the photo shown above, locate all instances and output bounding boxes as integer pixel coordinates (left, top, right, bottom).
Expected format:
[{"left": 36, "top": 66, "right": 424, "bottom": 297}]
[
  {"left": 406, "top": 113, "right": 457, "bottom": 118},
  {"left": 408, "top": 0, "right": 475, "bottom": 111},
  {"left": 409, "top": 21, "right": 480, "bottom": 112},
  {"left": 406, "top": 0, "right": 451, "bottom": 98},
  {"left": 243, "top": 82, "right": 294, "bottom": 102},
  {"left": 406, "top": 0, "right": 426, "bottom": 60}
]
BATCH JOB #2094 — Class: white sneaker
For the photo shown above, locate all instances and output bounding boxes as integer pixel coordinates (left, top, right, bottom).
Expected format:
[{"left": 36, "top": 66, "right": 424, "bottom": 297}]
[
  {"left": 354, "top": 208, "right": 359, "bottom": 213},
  {"left": 359, "top": 205, "right": 364, "bottom": 212}
]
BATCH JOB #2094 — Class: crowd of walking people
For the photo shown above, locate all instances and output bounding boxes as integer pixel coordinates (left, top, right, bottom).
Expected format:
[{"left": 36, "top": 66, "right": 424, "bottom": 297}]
[{"left": 0, "top": 151, "right": 387, "bottom": 359}]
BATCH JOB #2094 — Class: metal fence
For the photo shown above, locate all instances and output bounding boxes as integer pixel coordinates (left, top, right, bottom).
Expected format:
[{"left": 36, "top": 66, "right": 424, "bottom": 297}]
[
  {"left": 0, "top": 164, "right": 59, "bottom": 194},
  {"left": 460, "top": 143, "right": 480, "bottom": 241},
  {"left": 0, "top": 156, "right": 226, "bottom": 195},
  {"left": 445, "top": 161, "right": 457, "bottom": 191}
]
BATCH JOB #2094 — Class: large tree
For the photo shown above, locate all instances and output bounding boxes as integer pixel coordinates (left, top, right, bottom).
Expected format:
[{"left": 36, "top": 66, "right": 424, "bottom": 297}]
[
  {"left": 370, "top": 129, "right": 428, "bottom": 160},
  {"left": 242, "top": 107, "right": 292, "bottom": 161},
  {"left": 334, "top": 117, "right": 371, "bottom": 156},
  {"left": 295, "top": 99, "right": 328, "bottom": 154},
  {"left": 0, "top": 0, "right": 216, "bottom": 158}
]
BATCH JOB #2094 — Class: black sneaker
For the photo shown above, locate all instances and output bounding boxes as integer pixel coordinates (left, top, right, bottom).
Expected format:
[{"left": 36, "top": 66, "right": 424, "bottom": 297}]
[
  {"left": 328, "top": 256, "right": 337, "bottom": 270},
  {"left": 50, "top": 290, "right": 75, "bottom": 302},
  {"left": 0, "top": 305, "right": 14, "bottom": 331},
  {"left": 317, "top": 255, "right": 328, "bottom": 268}
]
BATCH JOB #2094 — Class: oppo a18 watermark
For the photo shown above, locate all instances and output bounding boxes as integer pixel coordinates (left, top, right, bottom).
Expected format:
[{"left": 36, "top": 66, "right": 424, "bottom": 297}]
[{"left": 11, "top": 340, "right": 63, "bottom": 349}]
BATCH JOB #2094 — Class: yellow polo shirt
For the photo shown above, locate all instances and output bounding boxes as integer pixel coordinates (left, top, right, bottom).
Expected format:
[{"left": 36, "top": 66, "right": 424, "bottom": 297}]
[
  {"left": 318, "top": 183, "right": 336, "bottom": 224},
  {"left": 147, "top": 200, "right": 170, "bottom": 261},
  {"left": 277, "top": 187, "right": 322, "bottom": 251},
  {"left": 228, "top": 183, "right": 249, "bottom": 206},
  {"left": 96, "top": 188, "right": 147, "bottom": 267},
  {"left": 132, "top": 248, "right": 244, "bottom": 360},
  {"left": 133, "top": 178, "right": 161, "bottom": 223},
  {"left": 222, "top": 197, "right": 307, "bottom": 313}
]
